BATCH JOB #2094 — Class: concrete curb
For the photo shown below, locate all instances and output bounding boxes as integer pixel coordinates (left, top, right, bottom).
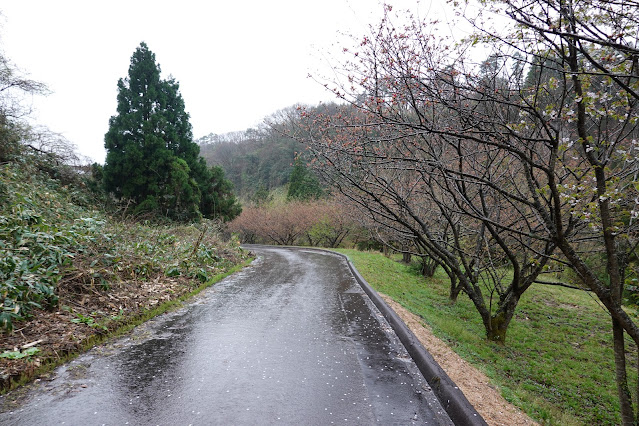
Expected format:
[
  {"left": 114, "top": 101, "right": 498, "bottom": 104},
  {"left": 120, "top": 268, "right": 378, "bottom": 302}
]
[{"left": 338, "top": 253, "right": 488, "bottom": 426}]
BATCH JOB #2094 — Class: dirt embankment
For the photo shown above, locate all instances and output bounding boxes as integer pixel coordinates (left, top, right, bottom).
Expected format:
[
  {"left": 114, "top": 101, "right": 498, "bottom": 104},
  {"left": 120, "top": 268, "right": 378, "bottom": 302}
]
[{"left": 380, "top": 295, "right": 537, "bottom": 426}]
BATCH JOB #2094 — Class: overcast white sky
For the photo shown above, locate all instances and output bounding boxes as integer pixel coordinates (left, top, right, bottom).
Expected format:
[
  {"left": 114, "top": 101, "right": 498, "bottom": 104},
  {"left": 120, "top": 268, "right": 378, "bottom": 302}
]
[{"left": 1, "top": 0, "right": 455, "bottom": 163}]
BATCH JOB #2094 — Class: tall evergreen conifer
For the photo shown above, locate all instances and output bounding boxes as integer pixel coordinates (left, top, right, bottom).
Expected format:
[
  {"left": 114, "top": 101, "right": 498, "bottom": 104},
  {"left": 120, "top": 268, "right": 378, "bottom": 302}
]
[{"left": 103, "top": 42, "right": 241, "bottom": 221}]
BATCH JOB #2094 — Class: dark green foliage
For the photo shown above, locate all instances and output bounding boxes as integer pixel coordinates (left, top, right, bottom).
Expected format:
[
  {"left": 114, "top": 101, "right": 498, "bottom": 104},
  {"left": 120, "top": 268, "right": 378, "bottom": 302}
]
[
  {"left": 103, "top": 42, "right": 240, "bottom": 222},
  {"left": 356, "top": 239, "right": 384, "bottom": 252},
  {"left": 197, "top": 121, "right": 330, "bottom": 201},
  {"left": 199, "top": 166, "right": 242, "bottom": 222},
  {"left": 287, "top": 158, "right": 323, "bottom": 201},
  {"left": 0, "top": 162, "right": 100, "bottom": 330},
  {"left": 523, "top": 54, "right": 564, "bottom": 90},
  {"left": 250, "top": 184, "right": 273, "bottom": 205},
  {"left": 0, "top": 118, "right": 22, "bottom": 163},
  {"left": 83, "top": 162, "right": 105, "bottom": 198},
  {"left": 103, "top": 42, "right": 192, "bottom": 219},
  {"left": 164, "top": 157, "right": 201, "bottom": 221}
]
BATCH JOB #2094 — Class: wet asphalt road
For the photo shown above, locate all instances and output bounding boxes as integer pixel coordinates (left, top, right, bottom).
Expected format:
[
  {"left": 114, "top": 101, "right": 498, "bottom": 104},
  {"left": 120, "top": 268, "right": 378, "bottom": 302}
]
[{"left": 0, "top": 246, "right": 453, "bottom": 425}]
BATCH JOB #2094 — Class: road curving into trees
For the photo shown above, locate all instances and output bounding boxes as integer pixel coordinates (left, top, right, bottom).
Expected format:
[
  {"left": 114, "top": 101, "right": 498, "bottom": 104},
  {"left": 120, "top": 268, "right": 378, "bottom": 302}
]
[{"left": 0, "top": 245, "right": 474, "bottom": 425}]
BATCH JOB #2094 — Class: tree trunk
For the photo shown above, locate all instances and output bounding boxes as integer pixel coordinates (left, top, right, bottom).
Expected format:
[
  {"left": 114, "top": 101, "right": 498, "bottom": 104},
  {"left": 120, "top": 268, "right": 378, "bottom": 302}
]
[
  {"left": 486, "top": 313, "right": 509, "bottom": 344},
  {"left": 612, "top": 318, "right": 635, "bottom": 425},
  {"left": 485, "top": 296, "right": 520, "bottom": 344},
  {"left": 421, "top": 256, "right": 438, "bottom": 277},
  {"left": 305, "top": 232, "right": 316, "bottom": 247},
  {"left": 449, "top": 281, "right": 462, "bottom": 302},
  {"left": 402, "top": 251, "right": 411, "bottom": 264},
  {"left": 443, "top": 269, "right": 461, "bottom": 302}
]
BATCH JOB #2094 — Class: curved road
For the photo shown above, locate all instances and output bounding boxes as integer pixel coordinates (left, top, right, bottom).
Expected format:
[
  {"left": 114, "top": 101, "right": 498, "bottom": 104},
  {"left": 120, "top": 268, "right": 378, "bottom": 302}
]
[{"left": 0, "top": 246, "right": 453, "bottom": 425}]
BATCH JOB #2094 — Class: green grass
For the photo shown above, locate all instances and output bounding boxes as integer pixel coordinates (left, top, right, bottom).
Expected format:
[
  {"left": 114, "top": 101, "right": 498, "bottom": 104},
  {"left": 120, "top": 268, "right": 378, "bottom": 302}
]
[{"left": 334, "top": 248, "right": 637, "bottom": 425}]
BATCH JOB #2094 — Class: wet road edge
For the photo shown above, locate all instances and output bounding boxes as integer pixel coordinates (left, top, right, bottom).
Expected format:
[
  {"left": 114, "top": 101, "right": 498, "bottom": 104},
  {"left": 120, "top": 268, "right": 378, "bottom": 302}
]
[
  {"left": 338, "top": 252, "right": 488, "bottom": 426},
  {"left": 246, "top": 245, "right": 487, "bottom": 426}
]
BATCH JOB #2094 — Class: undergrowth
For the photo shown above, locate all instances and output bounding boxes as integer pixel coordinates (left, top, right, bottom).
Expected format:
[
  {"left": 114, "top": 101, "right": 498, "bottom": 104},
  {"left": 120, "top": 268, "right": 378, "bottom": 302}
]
[
  {"left": 0, "top": 259, "right": 252, "bottom": 394},
  {"left": 0, "top": 160, "right": 246, "bottom": 331},
  {"left": 0, "top": 155, "right": 249, "bottom": 390},
  {"left": 0, "top": 161, "right": 100, "bottom": 329}
]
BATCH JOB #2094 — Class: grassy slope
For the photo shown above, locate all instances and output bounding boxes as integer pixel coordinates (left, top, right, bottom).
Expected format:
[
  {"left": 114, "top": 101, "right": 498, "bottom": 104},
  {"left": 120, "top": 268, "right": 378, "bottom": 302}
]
[{"left": 335, "top": 248, "right": 636, "bottom": 425}]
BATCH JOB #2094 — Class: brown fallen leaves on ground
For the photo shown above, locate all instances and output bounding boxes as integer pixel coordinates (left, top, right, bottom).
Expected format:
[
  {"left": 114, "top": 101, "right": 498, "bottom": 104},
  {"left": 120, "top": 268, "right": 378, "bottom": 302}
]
[{"left": 0, "top": 274, "right": 206, "bottom": 391}]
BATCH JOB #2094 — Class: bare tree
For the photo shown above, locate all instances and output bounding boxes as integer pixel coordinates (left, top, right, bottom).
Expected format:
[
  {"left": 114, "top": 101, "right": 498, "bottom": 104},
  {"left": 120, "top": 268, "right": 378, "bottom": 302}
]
[
  {"left": 298, "top": 1, "right": 639, "bottom": 421},
  {"left": 0, "top": 54, "right": 48, "bottom": 121},
  {"left": 0, "top": 50, "right": 49, "bottom": 162},
  {"left": 457, "top": 1, "right": 639, "bottom": 422},
  {"left": 297, "top": 89, "right": 555, "bottom": 342}
]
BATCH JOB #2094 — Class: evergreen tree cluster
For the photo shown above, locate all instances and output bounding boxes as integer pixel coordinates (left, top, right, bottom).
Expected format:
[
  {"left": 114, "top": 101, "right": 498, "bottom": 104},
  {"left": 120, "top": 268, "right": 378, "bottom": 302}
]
[{"left": 103, "top": 43, "right": 240, "bottom": 222}]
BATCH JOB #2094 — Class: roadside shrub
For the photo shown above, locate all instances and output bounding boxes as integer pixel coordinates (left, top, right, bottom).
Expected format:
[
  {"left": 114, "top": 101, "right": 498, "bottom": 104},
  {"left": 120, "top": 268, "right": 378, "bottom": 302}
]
[{"left": 228, "top": 198, "right": 357, "bottom": 247}]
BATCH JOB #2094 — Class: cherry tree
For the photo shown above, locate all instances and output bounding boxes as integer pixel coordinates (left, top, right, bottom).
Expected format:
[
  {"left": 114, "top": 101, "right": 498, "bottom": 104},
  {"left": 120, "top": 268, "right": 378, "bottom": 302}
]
[
  {"left": 298, "top": 1, "right": 639, "bottom": 420},
  {"left": 470, "top": 0, "right": 639, "bottom": 421},
  {"left": 296, "top": 9, "right": 560, "bottom": 342}
]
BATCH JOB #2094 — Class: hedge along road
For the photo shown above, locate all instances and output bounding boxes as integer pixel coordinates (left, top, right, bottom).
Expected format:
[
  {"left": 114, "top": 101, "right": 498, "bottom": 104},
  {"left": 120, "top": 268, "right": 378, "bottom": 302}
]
[{"left": 0, "top": 246, "right": 454, "bottom": 425}]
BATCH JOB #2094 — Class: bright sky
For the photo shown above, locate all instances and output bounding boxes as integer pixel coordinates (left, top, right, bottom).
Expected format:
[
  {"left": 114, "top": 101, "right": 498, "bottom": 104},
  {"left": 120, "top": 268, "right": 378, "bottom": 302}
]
[{"left": 1, "top": 0, "right": 455, "bottom": 163}]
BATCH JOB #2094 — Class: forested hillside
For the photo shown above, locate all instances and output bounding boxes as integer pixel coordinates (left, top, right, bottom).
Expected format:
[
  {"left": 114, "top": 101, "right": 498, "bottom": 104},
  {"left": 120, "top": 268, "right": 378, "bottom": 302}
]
[
  {"left": 197, "top": 106, "right": 326, "bottom": 200},
  {"left": 197, "top": 128, "right": 293, "bottom": 199}
]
